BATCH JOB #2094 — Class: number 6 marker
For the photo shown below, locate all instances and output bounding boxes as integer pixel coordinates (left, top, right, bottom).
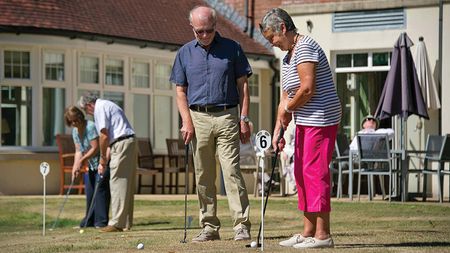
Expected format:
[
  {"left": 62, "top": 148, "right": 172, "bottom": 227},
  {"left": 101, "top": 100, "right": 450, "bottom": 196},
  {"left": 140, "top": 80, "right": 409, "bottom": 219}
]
[{"left": 255, "top": 130, "right": 271, "bottom": 152}]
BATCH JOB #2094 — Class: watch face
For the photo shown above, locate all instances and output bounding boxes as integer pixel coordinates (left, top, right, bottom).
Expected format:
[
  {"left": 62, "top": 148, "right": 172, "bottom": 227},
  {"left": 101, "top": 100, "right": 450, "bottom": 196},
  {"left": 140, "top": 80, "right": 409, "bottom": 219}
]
[{"left": 242, "top": 116, "right": 249, "bottom": 123}]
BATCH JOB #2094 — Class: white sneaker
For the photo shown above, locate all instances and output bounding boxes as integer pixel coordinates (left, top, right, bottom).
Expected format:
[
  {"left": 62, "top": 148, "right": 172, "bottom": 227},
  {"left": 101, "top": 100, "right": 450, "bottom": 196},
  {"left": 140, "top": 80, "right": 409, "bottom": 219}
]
[
  {"left": 279, "top": 234, "right": 307, "bottom": 247},
  {"left": 293, "top": 237, "right": 334, "bottom": 249}
]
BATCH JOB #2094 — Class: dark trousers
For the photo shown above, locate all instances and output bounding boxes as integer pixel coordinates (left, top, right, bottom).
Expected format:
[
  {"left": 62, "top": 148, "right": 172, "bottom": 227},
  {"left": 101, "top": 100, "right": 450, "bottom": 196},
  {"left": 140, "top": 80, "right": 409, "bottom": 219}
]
[{"left": 80, "top": 168, "right": 111, "bottom": 227}]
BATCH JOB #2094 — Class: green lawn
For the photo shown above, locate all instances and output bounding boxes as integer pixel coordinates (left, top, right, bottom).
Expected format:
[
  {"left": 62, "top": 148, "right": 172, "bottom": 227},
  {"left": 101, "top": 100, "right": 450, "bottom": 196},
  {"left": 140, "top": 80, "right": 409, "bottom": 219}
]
[{"left": 0, "top": 195, "right": 449, "bottom": 252}]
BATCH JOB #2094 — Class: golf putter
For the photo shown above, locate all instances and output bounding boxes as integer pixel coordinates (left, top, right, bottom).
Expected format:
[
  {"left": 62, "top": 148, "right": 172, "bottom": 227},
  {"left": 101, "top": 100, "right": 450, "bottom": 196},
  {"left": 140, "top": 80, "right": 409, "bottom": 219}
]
[
  {"left": 81, "top": 175, "right": 102, "bottom": 230},
  {"left": 50, "top": 178, "right": 75, "bottom": 230},
  {"left": 180, "top": 143, "right": 190, "bottom": 243},
  {"left": 246, "top": 126, "right": 285, "bottom": 248}
]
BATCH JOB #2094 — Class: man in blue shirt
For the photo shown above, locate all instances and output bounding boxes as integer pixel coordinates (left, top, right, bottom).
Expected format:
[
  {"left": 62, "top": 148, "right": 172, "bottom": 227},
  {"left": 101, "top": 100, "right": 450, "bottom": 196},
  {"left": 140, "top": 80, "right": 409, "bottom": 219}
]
[{"left": 170, "top": 5, "right": 252, "bottom": 243}]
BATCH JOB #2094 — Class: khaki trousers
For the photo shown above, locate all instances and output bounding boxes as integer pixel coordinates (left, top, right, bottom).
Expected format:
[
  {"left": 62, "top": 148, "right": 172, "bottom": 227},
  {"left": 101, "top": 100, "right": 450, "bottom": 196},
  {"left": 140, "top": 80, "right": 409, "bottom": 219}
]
[
  {"left": 190, "top": 107, "right": 251, "bottom": 232},
  {"left": 108, "top": 137, "right": 137, "bottom": 229}
]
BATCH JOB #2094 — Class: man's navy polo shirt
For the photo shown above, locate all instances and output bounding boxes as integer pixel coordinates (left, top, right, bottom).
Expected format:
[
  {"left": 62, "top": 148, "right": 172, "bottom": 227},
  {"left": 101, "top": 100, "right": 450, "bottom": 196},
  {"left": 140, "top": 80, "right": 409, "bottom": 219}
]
[{"left": 170, "top": 33, "right": 252, "bottom": 106}]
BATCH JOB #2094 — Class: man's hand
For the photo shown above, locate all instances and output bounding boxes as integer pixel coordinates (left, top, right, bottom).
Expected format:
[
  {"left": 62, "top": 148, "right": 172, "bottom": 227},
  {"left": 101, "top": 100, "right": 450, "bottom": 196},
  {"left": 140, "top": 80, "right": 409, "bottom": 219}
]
[
  {"left": 181, "top": 120, "right": 195, "bottom": 144},
  {"left": 98, "top": 163, "right": 106, "bottom": 177},
  {"left": 240, "top": 121, "right": 250, "bottom": 144}
]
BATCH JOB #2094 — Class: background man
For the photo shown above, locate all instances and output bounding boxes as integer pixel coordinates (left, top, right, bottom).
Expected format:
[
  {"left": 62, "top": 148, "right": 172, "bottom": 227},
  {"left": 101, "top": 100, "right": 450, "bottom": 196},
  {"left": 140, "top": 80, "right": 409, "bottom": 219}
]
[
  {"left": 79, "top": 93, "right": 137, "bottom": 233},
  {"left": 349, "top": 115, "right": 394, "bottom": 151}
]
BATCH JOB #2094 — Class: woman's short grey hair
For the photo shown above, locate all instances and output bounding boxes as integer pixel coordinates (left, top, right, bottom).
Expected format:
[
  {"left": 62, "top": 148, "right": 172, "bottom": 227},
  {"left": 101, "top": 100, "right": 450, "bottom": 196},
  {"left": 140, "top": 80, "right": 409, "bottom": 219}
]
[
  {"left": 259, "top": 8, "right": 297, "bottom": 34},
  {"left": 78, "top": 92, "right": 98, "bottom": 109}
]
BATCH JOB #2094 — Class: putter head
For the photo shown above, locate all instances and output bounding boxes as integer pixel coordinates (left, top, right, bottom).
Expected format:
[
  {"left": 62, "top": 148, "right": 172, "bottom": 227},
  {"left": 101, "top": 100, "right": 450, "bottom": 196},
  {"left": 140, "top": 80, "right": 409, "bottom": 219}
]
[
  {"left": 245, "top": 243, "right": 261, "bottom": 248},
  {"left": 180, "top": 239, "right": 187, "bottom": 243}
]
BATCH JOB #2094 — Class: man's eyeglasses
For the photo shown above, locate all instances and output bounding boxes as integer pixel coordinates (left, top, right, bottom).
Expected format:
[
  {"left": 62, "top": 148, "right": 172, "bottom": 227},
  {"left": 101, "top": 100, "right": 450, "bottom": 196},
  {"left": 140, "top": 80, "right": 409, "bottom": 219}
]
[{"left": 193, "top": 27, "right": 215, "bottom": 36}]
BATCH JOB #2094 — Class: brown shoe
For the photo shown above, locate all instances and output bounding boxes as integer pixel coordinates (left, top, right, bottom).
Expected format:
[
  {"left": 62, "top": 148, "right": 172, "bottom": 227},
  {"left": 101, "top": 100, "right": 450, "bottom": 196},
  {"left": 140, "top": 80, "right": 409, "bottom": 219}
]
[
  {"left": 192, "top": 229, "right": 220, "bottom": 242},
  {"left": 100, "top": 225, "right": 123, "bottom": 232}
]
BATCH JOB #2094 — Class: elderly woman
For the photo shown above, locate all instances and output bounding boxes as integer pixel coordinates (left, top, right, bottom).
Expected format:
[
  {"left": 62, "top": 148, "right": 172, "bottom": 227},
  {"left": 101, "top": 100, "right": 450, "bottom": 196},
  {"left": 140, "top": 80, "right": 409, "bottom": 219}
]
[
  {"left": 64, "top": 106, "right": 110, "bottom": 228},
  {"left": 260, "top": 8, "right": 341, "bottom": 249}
]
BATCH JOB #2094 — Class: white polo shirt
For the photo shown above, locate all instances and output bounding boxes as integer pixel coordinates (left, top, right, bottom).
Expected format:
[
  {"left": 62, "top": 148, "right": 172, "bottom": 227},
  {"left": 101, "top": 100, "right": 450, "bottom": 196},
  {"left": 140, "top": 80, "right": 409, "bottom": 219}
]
[{"left": 94, "top": 98, "right": 134, "bottom": 145}]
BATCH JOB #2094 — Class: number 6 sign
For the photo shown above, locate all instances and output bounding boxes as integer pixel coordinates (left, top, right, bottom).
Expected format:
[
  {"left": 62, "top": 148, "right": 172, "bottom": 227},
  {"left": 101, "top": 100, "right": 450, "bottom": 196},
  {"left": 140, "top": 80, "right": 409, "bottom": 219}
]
[{"left": 255, "top": 130, "right": 272, "bottom": 152}]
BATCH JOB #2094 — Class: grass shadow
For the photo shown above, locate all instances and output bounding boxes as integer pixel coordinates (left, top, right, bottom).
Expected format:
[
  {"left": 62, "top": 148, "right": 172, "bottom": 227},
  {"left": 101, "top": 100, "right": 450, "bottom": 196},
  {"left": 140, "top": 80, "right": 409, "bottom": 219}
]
[{"left": 337, "top": 241, "right": 450, "bottom": 249}]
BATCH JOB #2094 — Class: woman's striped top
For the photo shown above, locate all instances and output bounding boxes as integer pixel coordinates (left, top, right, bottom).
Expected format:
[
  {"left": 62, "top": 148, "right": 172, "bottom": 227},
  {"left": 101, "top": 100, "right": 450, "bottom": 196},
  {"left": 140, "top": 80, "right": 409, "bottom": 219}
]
[{"left": 281, "top": 35, "right": 341, "bottom": 127}]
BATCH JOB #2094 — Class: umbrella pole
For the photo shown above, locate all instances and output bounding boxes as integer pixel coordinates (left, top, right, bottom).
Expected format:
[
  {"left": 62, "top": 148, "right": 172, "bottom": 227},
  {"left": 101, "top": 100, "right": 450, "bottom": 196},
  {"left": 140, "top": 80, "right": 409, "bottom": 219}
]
[{"left": 401, "top": 117, "right": 407, "bottom": 202}]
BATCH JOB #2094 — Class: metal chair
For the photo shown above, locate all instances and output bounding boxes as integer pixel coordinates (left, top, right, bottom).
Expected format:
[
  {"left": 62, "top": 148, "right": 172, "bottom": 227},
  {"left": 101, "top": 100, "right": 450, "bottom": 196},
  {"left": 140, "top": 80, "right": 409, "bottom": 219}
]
[
  {"left": 422, "top": 134, "right": 450, "bottom": 203},
  {"left": 357, "top": 133, "right": 396, "bottom": 201},
  {"left": 55, "top": 134, "right": 85, "bottom": 195},
  {"left": 329, "top": 133, "right": 351, "bottom": 199},
  {"left": 166, "top": 138, "right": 195, "bottom": 194},
  {"left": 240, "top": 141, "right": 260, "bottom": 197},
  {"left": 136, "top": 137, "right": 165, "bottom": 194}
]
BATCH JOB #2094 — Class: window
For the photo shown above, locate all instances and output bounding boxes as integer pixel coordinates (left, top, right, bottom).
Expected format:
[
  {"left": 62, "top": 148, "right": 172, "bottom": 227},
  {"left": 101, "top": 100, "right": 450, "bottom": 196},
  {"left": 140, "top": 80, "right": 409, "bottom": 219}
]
[
  {"left": 153, "top": 95, "right": 172, "bottom": 150},
  {"left": 353, "top": 53, "right": 368, "bottom": 67},
  {"left": 336, "top": 52, "right": 390, "bottom": 69},
  {"left": 249, "top": 73, "right": 259, "bottom": 97},
  {"left": 248, "top": 72, "right": 260, "bottom": 132},
  {"left": 334, "top": 50, "right": 392, "bottom": 139},
  {"left": 80, "top": 56, "right": 99, "bottom": 83},
  {"left": 132, "top": 62, "right": 149, "bottom": 88},
  {"left": 337, "top": 54, "right": 351, "bottom": 68},
  {"left": 44, "top": 52, "right": 64, "bottom": 81},
  {"left": 42, "top": 87, "right": 65, "bottom": 146},
  {"left": 155, "top": 63, "right": 172, "bottom": 90},
  {"left": 373, "top": 52, "right": 390, "bottom": 66},
  {"left": 4, "top": 51, "right": 30, "bottom": 79},
  {"left": 105, "top": 59, "right": 124, "bottom": 86},
  {"left": 104, "top": 91, "right": 124, "bottom": 109},
  {"left": 1, "top": 85, "right": 32, "bottom": 146},
  {"left": 133, "top": 94, "right": 151, "bottom": 138}
]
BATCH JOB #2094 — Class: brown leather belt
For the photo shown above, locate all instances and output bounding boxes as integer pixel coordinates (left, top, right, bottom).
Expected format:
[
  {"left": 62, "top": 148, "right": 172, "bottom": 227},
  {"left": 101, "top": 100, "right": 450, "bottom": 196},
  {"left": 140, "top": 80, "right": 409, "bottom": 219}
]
[
  {"left": 110, "top": 134, "right": 135, "bottom": 147},
  {"left": 189, "top": 104, "right": 237, "bottom": 113}
]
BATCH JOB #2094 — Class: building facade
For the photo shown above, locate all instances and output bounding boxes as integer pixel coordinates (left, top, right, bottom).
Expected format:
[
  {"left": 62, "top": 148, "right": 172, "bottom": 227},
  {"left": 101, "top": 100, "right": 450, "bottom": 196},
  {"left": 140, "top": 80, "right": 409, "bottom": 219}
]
[{"left": 0, "top": 0, "right": 275, "bottom": 194}]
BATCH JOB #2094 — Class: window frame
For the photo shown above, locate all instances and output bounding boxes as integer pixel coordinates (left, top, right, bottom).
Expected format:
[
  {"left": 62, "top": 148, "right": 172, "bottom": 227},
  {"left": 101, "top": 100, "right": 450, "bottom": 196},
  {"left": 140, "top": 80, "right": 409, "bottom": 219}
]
[{"left": 42, "top": 49, "right": 66, "bottom": 83}]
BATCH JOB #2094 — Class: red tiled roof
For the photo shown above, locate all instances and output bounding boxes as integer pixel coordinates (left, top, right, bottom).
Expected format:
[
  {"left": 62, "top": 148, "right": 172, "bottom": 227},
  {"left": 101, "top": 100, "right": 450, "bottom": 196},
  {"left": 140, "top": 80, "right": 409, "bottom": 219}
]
[{"left": 0, "top": 0, "right": 273, "bottom": 57}]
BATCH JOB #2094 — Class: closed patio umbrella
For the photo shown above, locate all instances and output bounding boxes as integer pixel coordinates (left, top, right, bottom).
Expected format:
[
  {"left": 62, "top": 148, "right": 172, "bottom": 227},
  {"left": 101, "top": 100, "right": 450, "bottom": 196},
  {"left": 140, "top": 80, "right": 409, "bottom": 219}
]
[
  {"left": 374, "top": 32, "right": 429, "bottom": 201},
  {"left": 375, "top": 32, "right": 429, "bottom": 120},
  {"left": 415, "top": 36, "right": 441, "bottom": 110}
]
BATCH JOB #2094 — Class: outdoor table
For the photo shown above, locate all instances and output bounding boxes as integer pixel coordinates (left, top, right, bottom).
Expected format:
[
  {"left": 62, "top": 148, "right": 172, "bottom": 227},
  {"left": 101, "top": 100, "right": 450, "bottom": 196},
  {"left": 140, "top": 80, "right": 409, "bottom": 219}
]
[
  {"left": 347, "top": 149, "right": 358, "bottom": 200},
  {"left": 397, "top": 150, "right": 427, "bottom": 202}
]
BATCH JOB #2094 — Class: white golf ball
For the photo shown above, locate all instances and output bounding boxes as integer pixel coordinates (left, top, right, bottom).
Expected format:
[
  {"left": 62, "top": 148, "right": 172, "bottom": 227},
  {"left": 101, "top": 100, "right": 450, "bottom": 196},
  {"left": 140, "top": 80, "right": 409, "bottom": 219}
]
[
  {"left": 79, "top": 229, "right": 84, "bottom": 234},
  {"left": 250, "top": 241, "right": 257, "bottom": 248},
  {"left": 137, "top": 243, "right": 144, "bottom": 250}
]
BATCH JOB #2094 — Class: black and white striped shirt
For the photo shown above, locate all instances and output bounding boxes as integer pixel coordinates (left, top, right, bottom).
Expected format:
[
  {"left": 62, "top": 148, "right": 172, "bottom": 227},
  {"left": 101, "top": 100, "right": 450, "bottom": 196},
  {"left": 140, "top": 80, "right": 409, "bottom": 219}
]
[{"left": 281, "top": 36, "right": 341, "bottom": 127}]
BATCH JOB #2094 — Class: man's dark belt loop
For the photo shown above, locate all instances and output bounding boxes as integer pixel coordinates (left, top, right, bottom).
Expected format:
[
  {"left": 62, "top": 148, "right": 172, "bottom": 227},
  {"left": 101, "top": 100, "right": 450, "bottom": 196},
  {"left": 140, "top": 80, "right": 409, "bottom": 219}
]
[
  {"left": 189, "top": 104, "right": 237, "bottom": 113},
  {"left": 110, "top": 134, "right": 135, "bottom": 147}
]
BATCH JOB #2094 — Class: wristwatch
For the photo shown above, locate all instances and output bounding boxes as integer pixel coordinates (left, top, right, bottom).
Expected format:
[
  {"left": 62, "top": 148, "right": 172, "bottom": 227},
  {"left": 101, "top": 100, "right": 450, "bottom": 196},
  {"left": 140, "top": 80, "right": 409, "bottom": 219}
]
[{"left": 240, "top": 115, "right": 250, "bottom": 123}]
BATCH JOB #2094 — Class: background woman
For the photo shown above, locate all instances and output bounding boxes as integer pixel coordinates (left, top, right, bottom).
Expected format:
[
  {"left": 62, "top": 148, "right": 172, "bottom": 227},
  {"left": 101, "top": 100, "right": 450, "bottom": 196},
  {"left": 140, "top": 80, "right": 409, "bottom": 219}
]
[
  {"left": 260, "top": 8, "right": 341, "bottom": 249},
  {"left": 64, "top": 106, "right": 110, "bottom": 228}
]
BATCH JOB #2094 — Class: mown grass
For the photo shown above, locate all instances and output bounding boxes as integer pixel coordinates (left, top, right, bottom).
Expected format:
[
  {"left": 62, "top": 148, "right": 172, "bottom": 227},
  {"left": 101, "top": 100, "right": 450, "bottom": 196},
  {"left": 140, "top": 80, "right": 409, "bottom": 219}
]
[{"left": 0, "top": 195, "right": 449, "bottom": 252}]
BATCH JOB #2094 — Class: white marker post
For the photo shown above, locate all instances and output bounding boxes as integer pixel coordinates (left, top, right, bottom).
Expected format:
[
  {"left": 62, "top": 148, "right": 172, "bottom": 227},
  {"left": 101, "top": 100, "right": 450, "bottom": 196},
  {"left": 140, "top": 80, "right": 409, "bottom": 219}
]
[
  {"left": 40, "top": 162, "right": 50, "bottom": 236},
  {"left": 255, "top": 130, "right": 271, "bottom": 252}
]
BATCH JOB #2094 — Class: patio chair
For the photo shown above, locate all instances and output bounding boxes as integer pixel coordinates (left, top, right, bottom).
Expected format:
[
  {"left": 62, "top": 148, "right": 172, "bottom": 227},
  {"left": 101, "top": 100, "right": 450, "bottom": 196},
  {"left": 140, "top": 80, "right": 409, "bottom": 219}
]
[
  {"left": 422, "top": 134, "right": 450, "bottom": 203},
  {"left": 55, "top": 134, "right": 85, "bottom": 195},
  {"left": 166, "top": 138, "right": 195, "bottom": 194},
  {"left": 356, "top": 133, "right": 397, "bottom": 201},
  {"left": 136, "top": 137, "right": 165, "bottom": 194},
  {"left": 240, "top": 141, "right": 260, "bottom": 197},
  {"left": 329, "top": 133, "right": 351, "bottom": 199}
]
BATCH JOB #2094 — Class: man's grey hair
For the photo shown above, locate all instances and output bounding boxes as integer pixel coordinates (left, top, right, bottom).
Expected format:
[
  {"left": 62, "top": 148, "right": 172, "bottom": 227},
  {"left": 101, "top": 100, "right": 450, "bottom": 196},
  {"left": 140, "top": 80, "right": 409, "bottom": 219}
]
[
  {"left": 259, "top": 8, "right": 297, "bottom": 34},
  {"left": 188, "top": 5, "right": 216, "bottom": 26},
  {"left": 78, "top": 92, "right": 98, "bottom": 109}
]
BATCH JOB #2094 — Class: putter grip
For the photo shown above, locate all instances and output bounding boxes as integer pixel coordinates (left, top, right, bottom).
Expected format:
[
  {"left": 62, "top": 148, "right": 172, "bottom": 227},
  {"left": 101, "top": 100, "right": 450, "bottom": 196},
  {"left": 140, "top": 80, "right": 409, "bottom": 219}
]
[{"left": 275, "top": 127, "right": 285, "bottom": 152}]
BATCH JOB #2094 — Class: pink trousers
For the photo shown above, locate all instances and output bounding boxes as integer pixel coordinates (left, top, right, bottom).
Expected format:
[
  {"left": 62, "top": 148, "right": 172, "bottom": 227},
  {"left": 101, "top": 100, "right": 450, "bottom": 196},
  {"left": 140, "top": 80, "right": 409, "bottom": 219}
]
[{"left": 294, "top": 124, "right": 338, "bottom": 212}]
